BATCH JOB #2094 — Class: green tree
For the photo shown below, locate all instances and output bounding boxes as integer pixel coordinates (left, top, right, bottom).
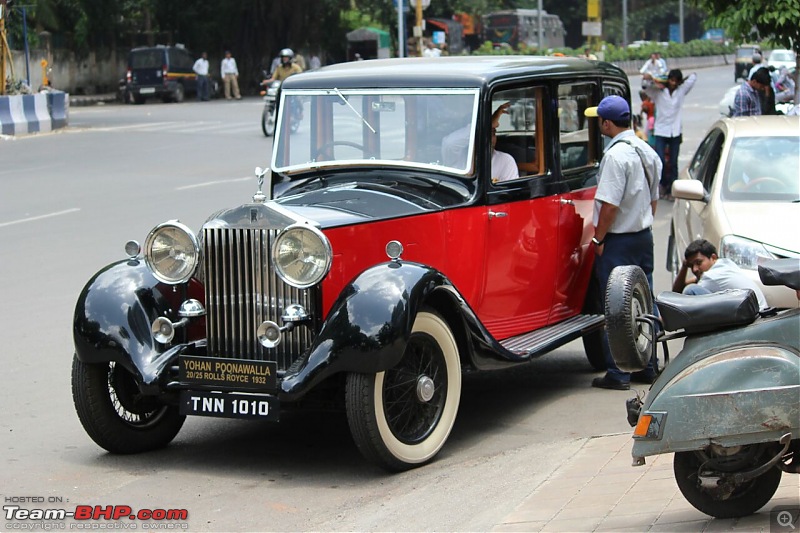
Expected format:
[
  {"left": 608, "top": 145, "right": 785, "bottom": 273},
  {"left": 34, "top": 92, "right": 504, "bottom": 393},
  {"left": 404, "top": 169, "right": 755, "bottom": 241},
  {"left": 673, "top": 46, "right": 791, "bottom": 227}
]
[{"left": 692, "top": 0, "right": 799, "bottom": 100}]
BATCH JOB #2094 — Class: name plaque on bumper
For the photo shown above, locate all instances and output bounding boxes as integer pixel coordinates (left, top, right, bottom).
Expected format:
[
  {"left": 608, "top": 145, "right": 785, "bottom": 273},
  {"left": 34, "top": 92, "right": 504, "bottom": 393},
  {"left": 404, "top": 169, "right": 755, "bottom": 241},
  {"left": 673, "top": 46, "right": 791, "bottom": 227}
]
[{"left": 179, "top": 356, "right": 277, "bottom": 390}]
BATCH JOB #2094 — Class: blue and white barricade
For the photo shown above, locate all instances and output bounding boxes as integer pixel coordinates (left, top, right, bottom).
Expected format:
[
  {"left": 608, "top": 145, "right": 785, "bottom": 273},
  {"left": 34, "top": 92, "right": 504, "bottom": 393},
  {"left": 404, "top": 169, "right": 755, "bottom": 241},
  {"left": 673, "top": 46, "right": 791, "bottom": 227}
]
[{"left": 0, "top": 92, "right": 68, "bottom": 135}]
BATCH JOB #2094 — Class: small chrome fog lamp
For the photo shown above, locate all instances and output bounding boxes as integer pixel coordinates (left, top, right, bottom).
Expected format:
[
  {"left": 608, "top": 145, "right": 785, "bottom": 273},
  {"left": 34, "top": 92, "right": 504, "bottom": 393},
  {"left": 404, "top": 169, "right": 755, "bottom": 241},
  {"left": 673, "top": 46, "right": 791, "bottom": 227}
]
[
  {"left": 125, "top": 240, "right": 141, "bottom": 259},
  {"left": 179, "top": 299, "right": 206, "bottom": 318},
  {"left": 386, "top": 240, "right": 403, "bottom": 260}
]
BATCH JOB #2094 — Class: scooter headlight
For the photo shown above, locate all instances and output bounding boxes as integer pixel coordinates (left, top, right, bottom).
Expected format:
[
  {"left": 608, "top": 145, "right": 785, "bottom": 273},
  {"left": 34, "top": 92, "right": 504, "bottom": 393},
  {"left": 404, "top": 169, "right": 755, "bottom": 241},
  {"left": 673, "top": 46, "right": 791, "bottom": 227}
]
[{"left": 144, "top": 221, "right": 199, "bottom": 284}]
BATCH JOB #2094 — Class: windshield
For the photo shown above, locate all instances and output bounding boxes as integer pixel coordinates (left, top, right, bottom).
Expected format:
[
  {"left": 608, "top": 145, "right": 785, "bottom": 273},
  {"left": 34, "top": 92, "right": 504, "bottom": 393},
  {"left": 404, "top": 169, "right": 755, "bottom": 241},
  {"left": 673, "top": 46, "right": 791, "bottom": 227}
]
[
  {"left": 271, "top": 89, "right": 480, "bottom": 175},
  {"left": 722, "top": 136, "right": 800, "bottom": 201}
]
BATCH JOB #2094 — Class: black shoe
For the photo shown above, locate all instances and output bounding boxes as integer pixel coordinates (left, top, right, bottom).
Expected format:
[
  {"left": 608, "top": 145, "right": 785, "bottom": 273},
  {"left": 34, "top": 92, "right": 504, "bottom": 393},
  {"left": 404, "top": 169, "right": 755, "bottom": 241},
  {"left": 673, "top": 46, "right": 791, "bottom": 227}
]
[
  {"left": 592, "top": 376, "right": 630, "bottom": 390},
  {"left": 630, "top": 370, "right": 657, "bottom": 384}
]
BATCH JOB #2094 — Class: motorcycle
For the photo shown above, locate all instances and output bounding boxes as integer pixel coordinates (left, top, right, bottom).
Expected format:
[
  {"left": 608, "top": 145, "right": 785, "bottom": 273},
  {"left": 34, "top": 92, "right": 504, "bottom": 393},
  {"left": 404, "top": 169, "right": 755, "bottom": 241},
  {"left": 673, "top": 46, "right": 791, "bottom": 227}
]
[
  {"left": 605, "top": 259, "right": 800, "bottom": 519},
  {"left": 261, "top": 77, "right": 301, "bottom": 137},
  {"left": 261, "top": 79, "right": 281, "bottom": 137}
]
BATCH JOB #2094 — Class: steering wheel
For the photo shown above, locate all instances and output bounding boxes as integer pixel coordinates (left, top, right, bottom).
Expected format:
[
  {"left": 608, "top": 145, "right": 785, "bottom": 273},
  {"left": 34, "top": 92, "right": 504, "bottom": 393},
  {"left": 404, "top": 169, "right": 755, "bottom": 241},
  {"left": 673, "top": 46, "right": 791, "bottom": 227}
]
[
  {"left": 314, "top": 141, "right": 365, "bottom": 159},
  {"left": 741, "top": 177, "right": 785, "bottom": 192}
]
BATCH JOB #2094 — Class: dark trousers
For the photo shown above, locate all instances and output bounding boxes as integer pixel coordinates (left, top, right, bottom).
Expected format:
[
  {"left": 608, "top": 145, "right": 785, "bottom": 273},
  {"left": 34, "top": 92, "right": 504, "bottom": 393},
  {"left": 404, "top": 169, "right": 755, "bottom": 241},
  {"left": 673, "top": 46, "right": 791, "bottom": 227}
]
[
  {"left": 655, "top": 135, "right": 682, "bottom": 192},
  {"left": 593, "top": 228, "right": 655, "bottom": 382},
  {"left": 196, "top": 75, "right": 209, "bottom": 101}
]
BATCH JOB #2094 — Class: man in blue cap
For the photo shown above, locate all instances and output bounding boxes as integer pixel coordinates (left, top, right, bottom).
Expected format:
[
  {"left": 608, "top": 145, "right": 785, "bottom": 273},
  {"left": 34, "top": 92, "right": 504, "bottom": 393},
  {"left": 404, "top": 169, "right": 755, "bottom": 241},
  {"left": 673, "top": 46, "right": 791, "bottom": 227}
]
[{"left": 584, "top": 95, "right": 662, "bottom": 390}]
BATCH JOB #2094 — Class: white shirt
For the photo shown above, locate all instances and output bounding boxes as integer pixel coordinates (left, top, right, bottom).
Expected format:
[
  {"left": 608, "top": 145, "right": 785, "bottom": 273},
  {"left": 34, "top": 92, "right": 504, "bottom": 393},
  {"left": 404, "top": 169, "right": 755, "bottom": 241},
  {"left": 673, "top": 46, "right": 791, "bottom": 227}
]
[
  {"left": 221, "top": 57, "right": 238, "bottom": 76},
  {"left": 644, "top": 73, "right": 696, "bottom": 138},
  {"left": 423, "top": 47, "right": 441, "bottom": 58},
  {"left": 593, "top": 130, "right": 661, "bottom": 233},
  {"left": 639, "top": 58, "right": 667, "bottom": 77},
  {"left": 193, "top": 58, "right": 209, "bottom": 76},
  {"left": 492, "top": 149, "right": 519, "bottom": 183},
  {"left": 698, "top": 258, "right": 769, "bottom": 310}
]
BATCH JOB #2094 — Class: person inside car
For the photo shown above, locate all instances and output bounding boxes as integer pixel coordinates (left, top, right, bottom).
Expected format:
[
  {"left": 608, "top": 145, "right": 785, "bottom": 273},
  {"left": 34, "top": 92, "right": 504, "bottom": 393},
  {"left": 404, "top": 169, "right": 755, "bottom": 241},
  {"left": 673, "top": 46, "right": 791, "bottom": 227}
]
[
  {"left": 671, "top": 239, "right": 768, "bottom": 310},
  {"left": 491, "top": 102, "right": 520, "bottom": 183}
]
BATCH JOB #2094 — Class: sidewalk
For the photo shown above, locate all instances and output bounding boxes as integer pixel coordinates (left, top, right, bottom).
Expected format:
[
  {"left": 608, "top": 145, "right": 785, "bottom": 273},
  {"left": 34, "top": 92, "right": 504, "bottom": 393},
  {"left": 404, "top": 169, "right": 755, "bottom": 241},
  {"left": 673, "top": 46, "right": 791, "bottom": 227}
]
[{"left": 494, "top": 433, "right": 800, "bottom": 532}]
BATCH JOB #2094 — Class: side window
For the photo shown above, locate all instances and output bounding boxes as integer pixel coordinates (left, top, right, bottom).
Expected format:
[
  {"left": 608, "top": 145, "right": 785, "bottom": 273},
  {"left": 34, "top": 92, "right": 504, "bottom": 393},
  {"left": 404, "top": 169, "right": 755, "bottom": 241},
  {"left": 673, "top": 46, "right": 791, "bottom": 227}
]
[
  {"left": 558, "top": 83, "right": 597, "bottom": 171},
  {"left": 688, "top": 130, "right": 723, "bottom": 191},
  {"left": 491, "top": 86, "right": 546, "bottom": 182}
]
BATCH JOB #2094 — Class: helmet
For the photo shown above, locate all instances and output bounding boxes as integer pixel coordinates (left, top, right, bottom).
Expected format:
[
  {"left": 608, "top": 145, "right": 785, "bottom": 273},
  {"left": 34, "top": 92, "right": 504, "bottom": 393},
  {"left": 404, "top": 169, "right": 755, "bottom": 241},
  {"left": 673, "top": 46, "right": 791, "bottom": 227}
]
[{"left": 280, "top": 48, "right": 294, "bottom": 59}]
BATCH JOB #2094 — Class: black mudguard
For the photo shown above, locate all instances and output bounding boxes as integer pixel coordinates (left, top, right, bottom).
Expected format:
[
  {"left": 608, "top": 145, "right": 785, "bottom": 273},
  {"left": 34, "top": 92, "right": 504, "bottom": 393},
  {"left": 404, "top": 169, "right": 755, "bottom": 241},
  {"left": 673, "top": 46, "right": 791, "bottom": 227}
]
[{"left": 73, "top": 259, "right": 183, "bottom": 388}]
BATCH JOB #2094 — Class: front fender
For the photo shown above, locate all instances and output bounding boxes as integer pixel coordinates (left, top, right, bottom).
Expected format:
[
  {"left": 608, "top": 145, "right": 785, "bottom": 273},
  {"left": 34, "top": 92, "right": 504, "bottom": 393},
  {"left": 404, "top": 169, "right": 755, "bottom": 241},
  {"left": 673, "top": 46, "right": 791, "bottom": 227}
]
[
  {"left": 73, "top": 259, "right": 179, "bottom": 386},
  {"left": 280, "top": 261, "right": 458, "bottom": 400},
  {"left": 633, "top": 343, "right": 800, "bottom": 458}
]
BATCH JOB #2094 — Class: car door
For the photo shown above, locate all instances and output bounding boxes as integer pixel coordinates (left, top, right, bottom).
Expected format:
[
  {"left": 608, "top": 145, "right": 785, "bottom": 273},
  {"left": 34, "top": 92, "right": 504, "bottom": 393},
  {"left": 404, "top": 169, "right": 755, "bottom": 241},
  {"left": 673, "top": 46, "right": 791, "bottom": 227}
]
[
  {"left": 673, "top": 128, "right": 725, "bottom": 257},
  {"left": 480, "top": 84, "right": 561, "bottom": 340},
  {"left": 550, "top": 81, "right": 608, "bottom": 322}
]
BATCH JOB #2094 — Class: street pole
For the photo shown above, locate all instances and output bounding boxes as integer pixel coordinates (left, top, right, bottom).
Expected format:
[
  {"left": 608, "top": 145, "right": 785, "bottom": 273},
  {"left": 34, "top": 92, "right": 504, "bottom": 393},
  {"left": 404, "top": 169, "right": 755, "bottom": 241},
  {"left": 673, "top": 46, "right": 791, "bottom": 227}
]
[
  {"left": 679, "top": 0, "right": 684, "bottom": 43},
  {"left": 537, "top": 0, "right": 543, "bottom": 53},
  {"left": 0, "top": 0, "right": 6, "bottom": 95},
  {"left": 22, "top": 5, "right": 29, "bottom": 87},
  {"left": 622, "top": 0, "right": 627, "bottom": 47},
  {"left": 397, "top": 0, "right": 405, "bottom": 58},
  {"left": 415, "top": 0, "right": 423, "bottom": 56}
]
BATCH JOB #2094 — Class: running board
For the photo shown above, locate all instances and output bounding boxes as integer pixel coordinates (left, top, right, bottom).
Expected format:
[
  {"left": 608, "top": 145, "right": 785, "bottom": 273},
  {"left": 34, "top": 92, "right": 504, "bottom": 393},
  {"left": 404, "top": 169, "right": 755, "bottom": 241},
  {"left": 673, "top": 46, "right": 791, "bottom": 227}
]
[{"left": 500, "top": 314, "right": 604, "bottom": 359}]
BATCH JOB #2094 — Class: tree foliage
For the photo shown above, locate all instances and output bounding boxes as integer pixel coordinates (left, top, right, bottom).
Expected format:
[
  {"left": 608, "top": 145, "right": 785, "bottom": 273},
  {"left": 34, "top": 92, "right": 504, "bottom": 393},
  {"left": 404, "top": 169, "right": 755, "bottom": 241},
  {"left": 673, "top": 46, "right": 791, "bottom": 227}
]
[{"left": 691, "top": 0, "right": 800, "bottom": 54}]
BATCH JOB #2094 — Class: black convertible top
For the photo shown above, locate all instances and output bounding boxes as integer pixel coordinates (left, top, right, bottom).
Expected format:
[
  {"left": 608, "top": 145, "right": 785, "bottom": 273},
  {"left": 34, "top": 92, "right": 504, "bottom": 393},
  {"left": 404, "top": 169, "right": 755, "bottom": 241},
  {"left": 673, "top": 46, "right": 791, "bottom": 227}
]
[{"left": 282, "top": 56, "right": 627, "bottom": 90}]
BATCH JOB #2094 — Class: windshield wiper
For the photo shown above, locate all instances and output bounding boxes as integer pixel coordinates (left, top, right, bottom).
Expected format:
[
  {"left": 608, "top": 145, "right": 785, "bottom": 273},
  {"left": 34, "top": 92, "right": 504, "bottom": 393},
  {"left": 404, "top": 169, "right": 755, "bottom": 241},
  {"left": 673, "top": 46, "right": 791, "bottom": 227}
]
[{"left": 333, "top": 88, "right": 376, "bottom": 134}]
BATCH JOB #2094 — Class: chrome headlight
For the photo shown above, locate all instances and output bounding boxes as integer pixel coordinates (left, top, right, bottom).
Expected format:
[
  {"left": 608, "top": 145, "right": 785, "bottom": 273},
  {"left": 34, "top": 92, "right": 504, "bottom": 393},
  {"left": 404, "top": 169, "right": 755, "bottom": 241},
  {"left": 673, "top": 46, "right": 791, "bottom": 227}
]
[
  {"left": 144, "top": 221, "right": 199, "bottom": 284},
  {"left": 272, "top": 224, "right": 332, "bottom": 289},
  {"left": 720, "top": 235, "right": 775, "bottom": 271}
]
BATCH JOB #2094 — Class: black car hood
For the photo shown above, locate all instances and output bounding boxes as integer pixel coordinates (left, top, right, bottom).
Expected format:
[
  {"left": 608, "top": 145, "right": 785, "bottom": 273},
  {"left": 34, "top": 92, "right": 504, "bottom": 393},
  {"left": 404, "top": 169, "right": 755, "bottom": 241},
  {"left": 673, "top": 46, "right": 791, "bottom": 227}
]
[{"left": 274, "top": 173, "right": 473, "bottom": 228}]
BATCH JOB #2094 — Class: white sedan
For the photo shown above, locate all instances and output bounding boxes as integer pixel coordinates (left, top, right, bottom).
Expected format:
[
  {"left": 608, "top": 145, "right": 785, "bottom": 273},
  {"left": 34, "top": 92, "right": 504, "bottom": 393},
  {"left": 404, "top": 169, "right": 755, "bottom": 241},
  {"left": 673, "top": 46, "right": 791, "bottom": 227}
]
[{"left": 668, "top": 116, "right": 800, "bottom": 308}]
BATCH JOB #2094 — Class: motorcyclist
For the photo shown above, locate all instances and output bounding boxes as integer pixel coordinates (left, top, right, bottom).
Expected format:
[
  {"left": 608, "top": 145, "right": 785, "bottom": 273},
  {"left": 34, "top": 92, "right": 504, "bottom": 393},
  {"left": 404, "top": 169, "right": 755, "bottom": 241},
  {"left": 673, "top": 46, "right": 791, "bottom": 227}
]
[{"left": 264, "top": 48, "right": 303, "bottom": 84}]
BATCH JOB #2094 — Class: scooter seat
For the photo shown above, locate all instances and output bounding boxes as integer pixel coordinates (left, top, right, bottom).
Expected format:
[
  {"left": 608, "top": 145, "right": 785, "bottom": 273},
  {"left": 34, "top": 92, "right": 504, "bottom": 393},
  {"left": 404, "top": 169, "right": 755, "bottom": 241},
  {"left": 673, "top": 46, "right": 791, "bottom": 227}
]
[{"left": 655, "top": 289, "right": 759, "bottom": 333}]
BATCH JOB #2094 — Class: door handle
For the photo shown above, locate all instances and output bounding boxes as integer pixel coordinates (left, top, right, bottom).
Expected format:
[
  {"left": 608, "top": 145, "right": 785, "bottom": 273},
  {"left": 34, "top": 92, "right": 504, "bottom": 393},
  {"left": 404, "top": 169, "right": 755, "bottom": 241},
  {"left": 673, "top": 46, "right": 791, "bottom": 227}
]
[
  {"left": 488, "top": 211, "right": 507, "bottom": 218},
  {"left": 560, "top": 198, "right": 574, "bottom": 205}
]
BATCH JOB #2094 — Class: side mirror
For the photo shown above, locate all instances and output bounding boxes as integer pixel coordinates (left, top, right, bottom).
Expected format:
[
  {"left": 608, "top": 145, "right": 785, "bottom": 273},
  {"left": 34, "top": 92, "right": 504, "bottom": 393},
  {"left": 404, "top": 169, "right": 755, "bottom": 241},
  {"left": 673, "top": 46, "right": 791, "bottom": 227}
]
[{"left": 671, "top": 179, "right": 708, "bottom": 203}]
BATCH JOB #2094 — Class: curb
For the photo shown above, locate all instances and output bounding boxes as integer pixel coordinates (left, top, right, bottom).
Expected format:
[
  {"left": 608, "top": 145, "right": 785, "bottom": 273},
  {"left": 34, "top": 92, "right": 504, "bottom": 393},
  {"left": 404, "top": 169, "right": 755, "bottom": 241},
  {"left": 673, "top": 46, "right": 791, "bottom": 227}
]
[{"left": 70, "top": 93, "right": 118, "bottom": 107}]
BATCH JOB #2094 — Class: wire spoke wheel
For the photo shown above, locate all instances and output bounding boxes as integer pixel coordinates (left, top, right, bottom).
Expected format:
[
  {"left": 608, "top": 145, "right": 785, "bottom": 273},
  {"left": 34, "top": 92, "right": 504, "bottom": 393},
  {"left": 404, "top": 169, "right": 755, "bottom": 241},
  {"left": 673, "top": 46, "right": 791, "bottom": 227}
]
[
  {"left": 72, "top": 356, "right": 185, "bottom": 453},
  {"left": 346, "top": 311, "right": 461, "bottom": 471}
]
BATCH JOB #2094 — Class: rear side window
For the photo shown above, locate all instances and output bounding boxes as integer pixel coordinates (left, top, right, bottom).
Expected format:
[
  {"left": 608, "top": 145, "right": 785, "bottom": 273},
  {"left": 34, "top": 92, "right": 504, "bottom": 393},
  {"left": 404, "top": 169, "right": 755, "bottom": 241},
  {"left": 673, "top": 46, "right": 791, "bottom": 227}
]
[
  {"left": 558, "top": 83, "right": 597, "bottom": 171},
  {"left": 169, "top": 49, "right": 194, "bottom": 70},
  {"left": 130, "top": 50, "right": 164, "bottom": 69}
]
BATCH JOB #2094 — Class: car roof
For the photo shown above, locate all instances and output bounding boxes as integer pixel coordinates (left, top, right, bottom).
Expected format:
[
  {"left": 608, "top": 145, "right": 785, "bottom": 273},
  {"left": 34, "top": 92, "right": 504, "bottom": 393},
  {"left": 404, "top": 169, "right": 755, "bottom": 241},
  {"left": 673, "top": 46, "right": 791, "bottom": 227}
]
[
  {"left": 282, "top": 56, "right": 627, "bottom": 90},
  {"left": 720, "top": 115, "right": 800, "bottom": 137}
]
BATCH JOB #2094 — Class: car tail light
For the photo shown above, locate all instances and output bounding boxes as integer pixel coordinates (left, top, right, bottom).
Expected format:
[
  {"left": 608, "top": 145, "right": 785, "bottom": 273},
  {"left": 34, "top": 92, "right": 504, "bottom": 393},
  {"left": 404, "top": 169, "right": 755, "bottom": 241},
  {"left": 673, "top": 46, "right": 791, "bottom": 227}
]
[
  {"left": 126, "top": 68, "right": 132, "bottom": 84},
  {"left": 162, "top": 64, "right": 168, "bottom": 85}
]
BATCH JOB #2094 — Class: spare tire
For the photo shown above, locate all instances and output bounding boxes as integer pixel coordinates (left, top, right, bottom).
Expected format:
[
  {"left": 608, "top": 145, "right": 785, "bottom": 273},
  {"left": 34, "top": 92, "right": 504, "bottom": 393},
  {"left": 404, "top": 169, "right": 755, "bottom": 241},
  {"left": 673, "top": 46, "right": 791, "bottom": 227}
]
[{"left": 605, "top": 265, "right": 653, "bottom": 372}]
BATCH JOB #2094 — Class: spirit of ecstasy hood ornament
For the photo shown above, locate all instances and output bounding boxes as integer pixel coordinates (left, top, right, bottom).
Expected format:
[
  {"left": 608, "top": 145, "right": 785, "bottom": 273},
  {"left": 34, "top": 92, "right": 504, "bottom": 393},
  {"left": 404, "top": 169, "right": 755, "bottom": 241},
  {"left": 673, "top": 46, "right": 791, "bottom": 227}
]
[{"left": 253, "top": 167, "right": 271, "bottom": 203}]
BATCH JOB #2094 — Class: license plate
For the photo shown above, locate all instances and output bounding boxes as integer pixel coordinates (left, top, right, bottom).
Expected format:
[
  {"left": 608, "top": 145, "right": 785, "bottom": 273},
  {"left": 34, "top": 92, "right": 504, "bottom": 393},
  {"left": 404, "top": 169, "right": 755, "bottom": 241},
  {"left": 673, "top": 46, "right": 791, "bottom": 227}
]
[
  {"left": 180, "top": 391, "right": 279, "bottom": 421},
  {"left": 139, "top": 87, "right": 155, "bottom": 94},
  {"left": 179, "top": 356, "right": 277, "bottom": 391}
]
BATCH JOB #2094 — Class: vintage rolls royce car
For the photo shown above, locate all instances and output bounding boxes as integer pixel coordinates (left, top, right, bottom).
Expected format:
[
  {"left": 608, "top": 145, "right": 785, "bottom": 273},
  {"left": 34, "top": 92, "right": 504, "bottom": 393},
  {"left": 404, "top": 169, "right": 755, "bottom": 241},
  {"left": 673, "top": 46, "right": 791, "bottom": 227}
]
[{"left": 72, "top": 56, "right": 631, "bottom": 471}]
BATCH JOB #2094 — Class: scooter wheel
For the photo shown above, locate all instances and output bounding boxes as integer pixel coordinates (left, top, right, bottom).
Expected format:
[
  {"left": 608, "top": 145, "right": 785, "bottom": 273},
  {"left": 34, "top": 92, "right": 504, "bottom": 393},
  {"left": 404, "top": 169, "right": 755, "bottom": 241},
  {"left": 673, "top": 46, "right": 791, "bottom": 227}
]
[
  {"left": 673, "top": 449, "right": 782, "bottom": 518},
  {"left": 604, "top": 265, "right": 653, "bottom": 372}
]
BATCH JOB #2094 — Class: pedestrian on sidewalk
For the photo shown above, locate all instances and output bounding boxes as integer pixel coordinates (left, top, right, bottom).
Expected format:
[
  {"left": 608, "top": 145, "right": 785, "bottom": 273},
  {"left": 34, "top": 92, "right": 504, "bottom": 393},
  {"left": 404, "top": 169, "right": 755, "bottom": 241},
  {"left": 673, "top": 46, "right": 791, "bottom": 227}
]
[
  {"left": 220, "top": 51, "right": 241, "bottom": 100},
  {"left": 193, "top": 52, "right": 210, "bottom": 101},
  {"left": 731, "top": 68, "right": 772, "bottom": 117},
  {"left": 643, "top": 69, "right": 697, "bottom": 199},
  {"left": 584, "top": 95, "right": 662, "bottom": 391}
]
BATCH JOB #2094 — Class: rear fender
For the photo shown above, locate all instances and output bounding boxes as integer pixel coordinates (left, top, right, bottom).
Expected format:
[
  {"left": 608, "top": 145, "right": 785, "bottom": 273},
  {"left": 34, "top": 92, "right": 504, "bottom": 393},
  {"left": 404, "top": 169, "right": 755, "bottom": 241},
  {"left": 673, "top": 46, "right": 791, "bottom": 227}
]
[{"left": 633, "top": 344, "right": 800, "bottom": 457}]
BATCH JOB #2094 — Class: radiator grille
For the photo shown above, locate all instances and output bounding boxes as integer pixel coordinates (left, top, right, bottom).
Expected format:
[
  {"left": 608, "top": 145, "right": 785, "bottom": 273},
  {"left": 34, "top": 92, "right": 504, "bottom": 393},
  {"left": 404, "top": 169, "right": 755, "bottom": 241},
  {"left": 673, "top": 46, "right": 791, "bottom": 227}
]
[{"left": 203, "top": 227, "right": 315, "bottom": 371}]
